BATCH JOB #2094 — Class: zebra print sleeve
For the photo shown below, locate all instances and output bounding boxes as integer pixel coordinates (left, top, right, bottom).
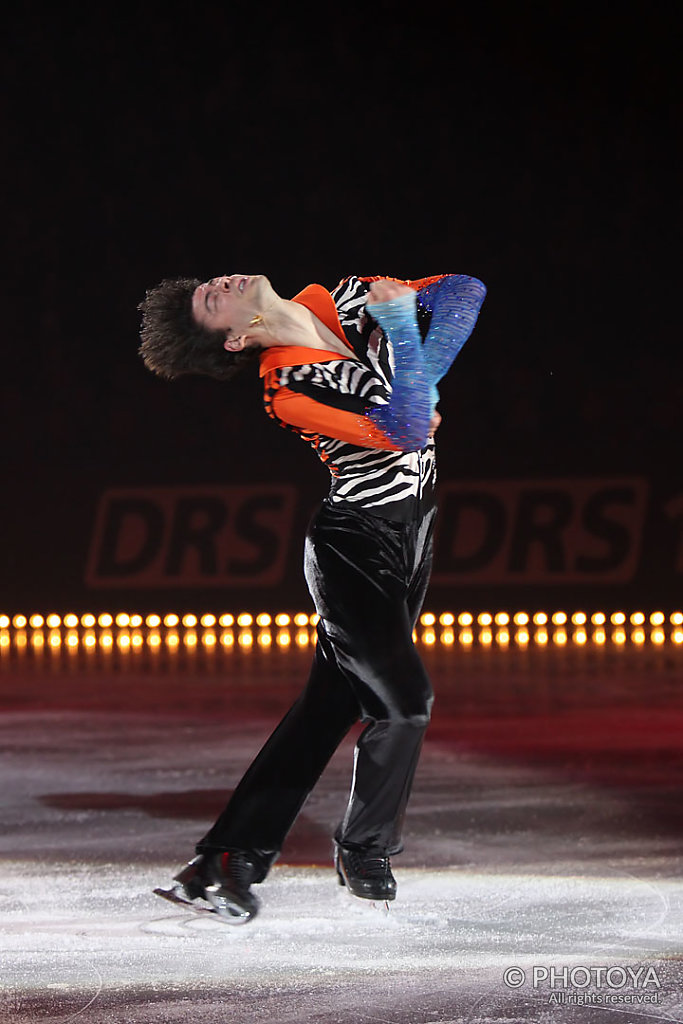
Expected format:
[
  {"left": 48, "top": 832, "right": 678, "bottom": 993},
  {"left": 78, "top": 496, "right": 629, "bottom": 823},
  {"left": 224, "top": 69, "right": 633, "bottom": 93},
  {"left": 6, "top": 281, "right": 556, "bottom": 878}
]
[{"left": 279, "top": 359, "right": 391, "bottom": 407}]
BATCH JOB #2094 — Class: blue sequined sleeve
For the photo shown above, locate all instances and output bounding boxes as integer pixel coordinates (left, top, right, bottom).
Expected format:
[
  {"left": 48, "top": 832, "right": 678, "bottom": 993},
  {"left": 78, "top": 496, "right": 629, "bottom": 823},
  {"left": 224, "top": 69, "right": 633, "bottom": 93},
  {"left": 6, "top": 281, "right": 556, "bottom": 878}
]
[
  {"left": 363, "top": 275, "right": 487, "bottom": 450},
  {"left": 417, "top": 275, "right": 487, "bottom": 407},
  {"left": 364, "top": 292, "right": 432, "bottom": 451}
]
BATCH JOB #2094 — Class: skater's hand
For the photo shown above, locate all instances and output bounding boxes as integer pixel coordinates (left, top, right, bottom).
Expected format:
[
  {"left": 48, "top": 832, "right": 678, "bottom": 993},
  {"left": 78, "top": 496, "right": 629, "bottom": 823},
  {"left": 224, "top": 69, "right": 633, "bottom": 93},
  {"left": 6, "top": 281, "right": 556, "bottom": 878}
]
[
  {"left": 367, "top": 279, "right": 414, "bottom": 304},
  {"left": 428, "top": 409, "right": 441, "bottom": 438}
]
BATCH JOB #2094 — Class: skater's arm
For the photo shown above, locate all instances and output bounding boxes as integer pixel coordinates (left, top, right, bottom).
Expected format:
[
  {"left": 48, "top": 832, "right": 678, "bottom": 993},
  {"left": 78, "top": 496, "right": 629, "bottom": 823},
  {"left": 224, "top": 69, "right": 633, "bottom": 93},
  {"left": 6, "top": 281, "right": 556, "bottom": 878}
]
[
  {"left": 363, "top": 285, "right": 432, "bottom": 451},
  {"left": 269, "top": 383, "right": 405, "bottom": 450},
  {"left": 415, "top": 274, "right": 487, "bottom": 390},
  {"left": 356, "top": 273, "right": 486, "bottom": 413}
]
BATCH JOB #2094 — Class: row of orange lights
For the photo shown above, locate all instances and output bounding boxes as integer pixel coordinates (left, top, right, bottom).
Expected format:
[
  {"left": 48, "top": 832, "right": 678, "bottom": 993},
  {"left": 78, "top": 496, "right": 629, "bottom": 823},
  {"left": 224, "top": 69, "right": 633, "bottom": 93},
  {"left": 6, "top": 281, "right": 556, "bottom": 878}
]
[
  {"left": 0, "top": 612, "right": 316, "bottom": 630},
  {"left": 0, "top": 626, "right": 681, "bottom": 650},
  {"left": 1, "top": 610, "right": 682, "bottom": 631}
]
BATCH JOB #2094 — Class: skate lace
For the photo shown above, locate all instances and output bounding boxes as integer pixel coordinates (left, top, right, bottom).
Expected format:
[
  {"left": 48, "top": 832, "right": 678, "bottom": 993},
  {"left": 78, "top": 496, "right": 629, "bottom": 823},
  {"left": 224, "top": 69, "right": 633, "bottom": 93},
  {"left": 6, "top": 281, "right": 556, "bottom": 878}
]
[
  {"left": 215, "top": 851, "right": 257, "bottom": 890},
  {"left": 348, "top": 851, "right": 392, "bottom": 878}
]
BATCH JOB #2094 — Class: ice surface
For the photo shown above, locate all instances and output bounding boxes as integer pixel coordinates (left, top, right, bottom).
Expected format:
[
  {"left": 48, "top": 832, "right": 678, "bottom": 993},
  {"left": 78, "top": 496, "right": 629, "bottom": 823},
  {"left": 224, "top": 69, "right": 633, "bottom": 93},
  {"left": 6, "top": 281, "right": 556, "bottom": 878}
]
[{"left": 1, "top": 648, "right": 683, "bottom": 1022}]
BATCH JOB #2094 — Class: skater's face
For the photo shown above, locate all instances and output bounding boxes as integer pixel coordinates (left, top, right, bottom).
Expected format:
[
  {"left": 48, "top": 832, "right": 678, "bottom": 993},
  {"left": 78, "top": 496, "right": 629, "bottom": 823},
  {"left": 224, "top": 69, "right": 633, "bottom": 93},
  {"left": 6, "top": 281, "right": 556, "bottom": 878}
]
[{"left": 192, "top": 274, "right": 274, "bottom": 349}]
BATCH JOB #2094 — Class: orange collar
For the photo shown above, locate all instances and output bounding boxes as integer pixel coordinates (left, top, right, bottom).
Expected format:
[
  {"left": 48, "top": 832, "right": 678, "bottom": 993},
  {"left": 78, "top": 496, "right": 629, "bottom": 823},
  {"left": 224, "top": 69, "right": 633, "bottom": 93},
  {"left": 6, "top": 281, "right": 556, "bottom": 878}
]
[{"left": 258, "top": 283, "right": 353, "bottom": 378}]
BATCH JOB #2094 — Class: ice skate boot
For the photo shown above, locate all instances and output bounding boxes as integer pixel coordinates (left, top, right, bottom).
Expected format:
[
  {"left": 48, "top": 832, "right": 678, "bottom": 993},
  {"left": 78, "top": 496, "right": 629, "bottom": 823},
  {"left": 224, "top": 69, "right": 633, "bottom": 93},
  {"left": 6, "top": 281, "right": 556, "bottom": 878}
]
[
  {"left": 335, "top": 845, "right": 397, "bottom": 902},
  {"left": 154, "top": 851, "right": 260, "bottom": 924}
]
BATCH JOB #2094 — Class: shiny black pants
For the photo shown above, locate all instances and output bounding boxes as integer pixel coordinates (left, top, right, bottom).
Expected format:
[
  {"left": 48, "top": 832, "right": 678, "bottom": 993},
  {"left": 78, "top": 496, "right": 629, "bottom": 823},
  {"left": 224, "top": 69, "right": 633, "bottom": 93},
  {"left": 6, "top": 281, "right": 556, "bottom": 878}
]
[{"left": 196, "top": 500, "right": 436, "bottom": 879}]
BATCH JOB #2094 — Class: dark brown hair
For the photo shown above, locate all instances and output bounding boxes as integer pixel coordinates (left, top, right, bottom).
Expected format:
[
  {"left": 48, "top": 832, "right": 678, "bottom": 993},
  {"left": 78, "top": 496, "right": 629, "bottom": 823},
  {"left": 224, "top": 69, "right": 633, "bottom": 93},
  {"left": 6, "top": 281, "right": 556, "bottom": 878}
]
[{"left": 138, "top": 277, "right": 260, "bottom": 381}]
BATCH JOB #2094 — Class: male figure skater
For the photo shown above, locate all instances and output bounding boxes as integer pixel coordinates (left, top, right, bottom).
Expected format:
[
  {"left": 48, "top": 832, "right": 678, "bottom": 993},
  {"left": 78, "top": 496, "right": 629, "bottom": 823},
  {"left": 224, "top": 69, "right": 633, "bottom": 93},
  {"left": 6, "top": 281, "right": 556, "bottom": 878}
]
[{"left": 139, "top": 269, "right": 486, "bottom": 922}]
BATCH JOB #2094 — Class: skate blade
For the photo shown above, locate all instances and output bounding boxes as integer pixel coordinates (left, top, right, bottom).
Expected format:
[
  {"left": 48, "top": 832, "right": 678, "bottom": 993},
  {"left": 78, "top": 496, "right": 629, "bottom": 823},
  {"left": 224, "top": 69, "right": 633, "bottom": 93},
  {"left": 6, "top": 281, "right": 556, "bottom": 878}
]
[
  {"left": 153, "top": 885, "right": 255, "bottom": 925},
  {"left": 153, "top": 885, "right": 217, "bottom": 917},
  {"left": 205, "top": 887, "right": 256, "bottom": 924}
]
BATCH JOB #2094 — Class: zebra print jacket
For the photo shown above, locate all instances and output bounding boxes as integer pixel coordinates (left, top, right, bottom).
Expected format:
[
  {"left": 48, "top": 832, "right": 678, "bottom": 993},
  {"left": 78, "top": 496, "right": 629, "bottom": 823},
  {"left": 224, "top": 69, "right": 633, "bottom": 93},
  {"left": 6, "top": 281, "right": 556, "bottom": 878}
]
[{"left": 258, "top": 274, "right": 486, "bottom": 522}]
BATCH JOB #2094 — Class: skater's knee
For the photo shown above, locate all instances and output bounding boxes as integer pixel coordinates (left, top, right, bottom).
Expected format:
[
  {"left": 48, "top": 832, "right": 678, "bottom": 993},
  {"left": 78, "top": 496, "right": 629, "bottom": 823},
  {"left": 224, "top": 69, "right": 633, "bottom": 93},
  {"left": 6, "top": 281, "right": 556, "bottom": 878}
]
[{"left": 386, "top": 692, "right": 433, "bottom": 729}]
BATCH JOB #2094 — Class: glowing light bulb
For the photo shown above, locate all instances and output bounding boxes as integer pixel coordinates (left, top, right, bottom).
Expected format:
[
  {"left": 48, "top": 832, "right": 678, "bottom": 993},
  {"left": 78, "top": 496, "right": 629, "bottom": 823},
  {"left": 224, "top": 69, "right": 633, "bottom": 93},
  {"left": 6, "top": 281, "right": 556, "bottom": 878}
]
[
  {"left": 630, "top": 612, "right": 645, "bottom": 625},
  {"left": 650, "top": 612, "right": 665, "bottom": 626},
  {"left": 513, "top": 612, "right": 529, "bottom": 626},
  {"left": 494, "top": 612, "right": 509, "bottom": 626},
  {"left": 256, "top": 613, "right": 272, "bottom": 627},
  {"left": 439, "top": 612, "right": 455, "bottom": 626},
  {"left": 219, "top": 613, "right": 234, "bottom": 627},
  {"left": 13, "top": 615, "right": 27, "bottom": 629},
  {"left": 533, "top": 612, "right": 547, "bottom": 625},
  {"left": 551, "top": 611, "right": 567, "bottom": 625},
  {"left": 146, "top": 614, "right": 161, "bottom": 628},
  {"left": 478, "top": 612, "right": 492, "bottom": 626},
  {"left": 458, "top": 612, "right": 473, "bottom": 627},
  {"left": 115, "top": 613, "right": 130, "bottom": 627},
  {"left": 571, "top": 611, "right": 587, "bottom": 625},
  {"left": 164, "top": 614, "right": 179, "bottom": 628},
  {"left": 591, "top": 612, "right": 606, "bottom": 625},
  {"left": 275, "top": 613, "right": 290, "bottom": 627},
  {"left": 29, "top": 614, "right": 44, "bottom": 629},
  {"left": 81, "top": 614, "right": 96, "bottom": 628},
  {"left": 420, "top": 612, "right": 436, "bottom": 627},
  {"left": 182, "top": 614, "right": 197, "bottom": 628},
  {"left": 610, "top": 611, "right": 626, "bottom": 625}
]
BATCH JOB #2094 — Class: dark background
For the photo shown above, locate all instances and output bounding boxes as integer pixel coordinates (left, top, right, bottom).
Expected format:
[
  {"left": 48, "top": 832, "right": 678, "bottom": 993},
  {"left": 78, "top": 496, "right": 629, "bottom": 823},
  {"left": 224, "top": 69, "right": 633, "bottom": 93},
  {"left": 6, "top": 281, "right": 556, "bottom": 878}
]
[{"left": 2, "top": 4, "right": 681, "bottom": 611}]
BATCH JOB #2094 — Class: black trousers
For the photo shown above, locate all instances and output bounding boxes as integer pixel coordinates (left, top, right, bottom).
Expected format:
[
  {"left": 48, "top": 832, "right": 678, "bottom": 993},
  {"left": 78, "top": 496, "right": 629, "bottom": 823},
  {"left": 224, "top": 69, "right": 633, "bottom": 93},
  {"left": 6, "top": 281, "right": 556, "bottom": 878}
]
[{"left": 196, "top": 499, "right": 436, "bottom": 880}]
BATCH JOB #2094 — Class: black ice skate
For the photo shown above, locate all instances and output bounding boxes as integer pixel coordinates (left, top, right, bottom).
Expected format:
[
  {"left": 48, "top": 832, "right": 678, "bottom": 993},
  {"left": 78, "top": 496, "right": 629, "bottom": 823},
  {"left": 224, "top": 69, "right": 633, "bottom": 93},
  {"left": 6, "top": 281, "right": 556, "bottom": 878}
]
[
  {"left": 335, "top": 845, "right": 397, "bottom": 902},
  {"left": 154, "top": 851, "right": 260, "bottom": 924}
]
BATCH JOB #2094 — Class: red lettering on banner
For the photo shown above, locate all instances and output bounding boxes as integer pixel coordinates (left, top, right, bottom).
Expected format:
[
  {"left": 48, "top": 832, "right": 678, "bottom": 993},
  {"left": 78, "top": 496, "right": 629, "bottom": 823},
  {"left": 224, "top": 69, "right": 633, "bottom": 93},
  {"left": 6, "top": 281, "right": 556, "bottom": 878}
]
[
  {"left": 85, "top": 486, "right": 296, "bottom": 588},
  {"left": 664, "top": 493, "right": 683, "bottom": 573},
  {"left": 432, "top": 478, "right": 648, "bottom": 584}
]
